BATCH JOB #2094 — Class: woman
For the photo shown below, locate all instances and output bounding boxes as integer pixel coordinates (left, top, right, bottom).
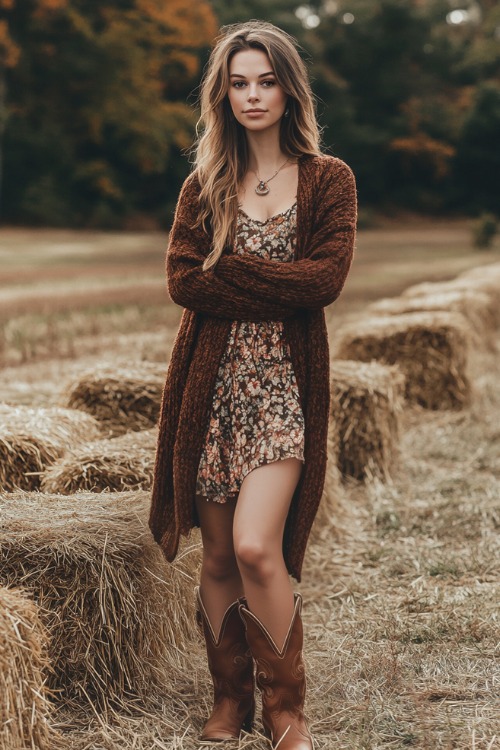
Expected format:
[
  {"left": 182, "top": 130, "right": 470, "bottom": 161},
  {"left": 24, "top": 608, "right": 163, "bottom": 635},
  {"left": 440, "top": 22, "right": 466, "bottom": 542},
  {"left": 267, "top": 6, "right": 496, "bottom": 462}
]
[{"left": 148, "top": 20, "right": 357, "bottom": 749}]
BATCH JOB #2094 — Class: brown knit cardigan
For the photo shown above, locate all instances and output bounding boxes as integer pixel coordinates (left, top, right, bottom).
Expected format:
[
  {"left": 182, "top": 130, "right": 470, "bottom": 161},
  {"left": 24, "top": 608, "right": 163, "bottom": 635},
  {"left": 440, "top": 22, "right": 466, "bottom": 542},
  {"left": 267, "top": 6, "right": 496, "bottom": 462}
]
[{"left": 148, "top": 152, "right": 357, "bottom": 582}]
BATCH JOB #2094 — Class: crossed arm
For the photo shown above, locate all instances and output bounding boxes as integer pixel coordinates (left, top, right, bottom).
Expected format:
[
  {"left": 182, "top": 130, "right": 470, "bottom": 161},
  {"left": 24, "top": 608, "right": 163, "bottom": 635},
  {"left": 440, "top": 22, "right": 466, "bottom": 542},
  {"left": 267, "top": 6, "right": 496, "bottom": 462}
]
[{"left": 166, "top": 160, "right": 357, "bottom": 319}]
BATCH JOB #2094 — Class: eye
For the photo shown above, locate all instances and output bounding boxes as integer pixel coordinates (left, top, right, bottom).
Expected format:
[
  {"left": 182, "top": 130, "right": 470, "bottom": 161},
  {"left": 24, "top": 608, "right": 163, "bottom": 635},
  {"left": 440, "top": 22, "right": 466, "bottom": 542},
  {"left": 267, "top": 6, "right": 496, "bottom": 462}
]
[{"left": 231, "top": 80, "right": 276, "bottom": 88}]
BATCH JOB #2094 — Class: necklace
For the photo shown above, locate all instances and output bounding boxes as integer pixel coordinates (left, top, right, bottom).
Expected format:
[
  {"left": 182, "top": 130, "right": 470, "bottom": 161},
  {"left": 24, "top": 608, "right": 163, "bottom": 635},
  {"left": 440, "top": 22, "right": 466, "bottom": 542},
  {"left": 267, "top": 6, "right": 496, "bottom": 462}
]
[{"left": 251, "top": 157, "right": 290, "bottom": 196}]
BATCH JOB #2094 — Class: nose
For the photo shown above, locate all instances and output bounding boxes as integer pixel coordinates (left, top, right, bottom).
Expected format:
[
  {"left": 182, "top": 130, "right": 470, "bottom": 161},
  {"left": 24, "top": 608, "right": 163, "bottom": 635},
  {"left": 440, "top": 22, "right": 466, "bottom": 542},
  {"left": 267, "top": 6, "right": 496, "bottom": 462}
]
[{"left": 247, "top": 83, "right": 260, "bottom": 101}]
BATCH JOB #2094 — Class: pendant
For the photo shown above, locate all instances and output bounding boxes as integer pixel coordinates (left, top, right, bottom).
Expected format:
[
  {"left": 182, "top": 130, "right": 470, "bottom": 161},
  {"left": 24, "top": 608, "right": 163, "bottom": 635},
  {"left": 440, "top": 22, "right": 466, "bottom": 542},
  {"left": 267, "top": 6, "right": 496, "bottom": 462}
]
[{"left": 255, "top": 181, "right": 270, "bottom": 196}]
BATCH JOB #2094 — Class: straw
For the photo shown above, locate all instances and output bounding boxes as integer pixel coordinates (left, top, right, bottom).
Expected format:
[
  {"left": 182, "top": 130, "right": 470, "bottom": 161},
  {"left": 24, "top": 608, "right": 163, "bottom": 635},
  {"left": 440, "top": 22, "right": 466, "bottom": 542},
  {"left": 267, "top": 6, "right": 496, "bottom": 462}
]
[
  {"left": 58, "top": 362, "right": 167, "bottom": 437},
  {"left": 0, "top": 490, "right": 202, "bottom": 719},
  {"left": 330, "top": 359, "right": 405, "bottom": 481},
  {"left": 0, "top": 404, "right": 102, "bottom": 490},
  {"left": 333, "top": 311, "right": 472, "bottom": 410},
  {"left": 0, "top": 585, "right": 65, "bottom": 750},
  {"left": 40, "top": 428, "right": 158, "bottom": 494}
]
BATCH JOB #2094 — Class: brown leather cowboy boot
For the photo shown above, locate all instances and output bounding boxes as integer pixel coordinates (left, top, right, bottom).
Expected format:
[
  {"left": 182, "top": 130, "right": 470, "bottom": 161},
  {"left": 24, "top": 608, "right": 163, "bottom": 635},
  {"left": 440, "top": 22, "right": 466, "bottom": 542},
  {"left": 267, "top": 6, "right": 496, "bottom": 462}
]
[
  {"left": 238, "top": 593, "right": 314, "bottom": 750},
  {"left": 195, "top": 586, "right": 255, "bottom": 743}
]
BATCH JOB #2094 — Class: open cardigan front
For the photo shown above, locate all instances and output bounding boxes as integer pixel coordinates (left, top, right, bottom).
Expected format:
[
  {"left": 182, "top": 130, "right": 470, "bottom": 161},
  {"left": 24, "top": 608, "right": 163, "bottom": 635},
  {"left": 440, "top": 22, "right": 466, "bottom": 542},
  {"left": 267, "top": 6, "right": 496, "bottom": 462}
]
[{"left": 148, "top": 152, "right": 357, "bottom": 582}]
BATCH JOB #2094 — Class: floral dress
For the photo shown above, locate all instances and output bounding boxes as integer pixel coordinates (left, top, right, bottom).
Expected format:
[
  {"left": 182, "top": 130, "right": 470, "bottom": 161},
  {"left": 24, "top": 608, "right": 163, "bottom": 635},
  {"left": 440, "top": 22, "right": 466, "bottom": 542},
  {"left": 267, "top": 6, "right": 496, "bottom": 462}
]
[{"left": 195, "top": 199, "right": 305, "bottom": 503}]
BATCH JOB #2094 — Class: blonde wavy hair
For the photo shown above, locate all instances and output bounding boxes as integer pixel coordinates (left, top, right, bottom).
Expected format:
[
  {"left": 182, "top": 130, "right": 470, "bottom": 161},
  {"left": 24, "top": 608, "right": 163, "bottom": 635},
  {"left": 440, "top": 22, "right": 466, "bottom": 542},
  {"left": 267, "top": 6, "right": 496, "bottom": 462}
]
[{"left": 186, "top": 20, "right": 324, "bottom": 271}]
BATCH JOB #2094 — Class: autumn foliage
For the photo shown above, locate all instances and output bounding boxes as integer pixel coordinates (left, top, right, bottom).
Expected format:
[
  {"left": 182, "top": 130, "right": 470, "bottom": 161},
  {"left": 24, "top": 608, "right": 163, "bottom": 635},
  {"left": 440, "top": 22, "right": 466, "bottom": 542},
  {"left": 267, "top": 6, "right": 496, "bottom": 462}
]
[
  {"left": 1, "top": 0, "right": 217, "bottom": 225},
  {"left": 0, "top": 0, "right": 499, "bottom": 225}
]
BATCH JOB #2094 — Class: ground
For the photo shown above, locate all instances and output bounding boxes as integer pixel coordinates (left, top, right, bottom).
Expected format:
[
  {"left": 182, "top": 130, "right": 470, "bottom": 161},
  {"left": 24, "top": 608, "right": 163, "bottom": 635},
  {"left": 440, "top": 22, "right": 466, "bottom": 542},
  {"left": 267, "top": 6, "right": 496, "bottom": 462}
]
[{"left": 0, "top": 222, "right": 498, "bottom": 748}]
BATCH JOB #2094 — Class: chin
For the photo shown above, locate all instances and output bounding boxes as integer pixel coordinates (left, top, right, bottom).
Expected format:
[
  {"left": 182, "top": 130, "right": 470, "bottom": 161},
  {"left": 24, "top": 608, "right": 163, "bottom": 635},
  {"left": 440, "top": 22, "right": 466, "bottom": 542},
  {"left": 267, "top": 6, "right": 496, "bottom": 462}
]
[{"left": 240, "top": 118, "right": 281, "bottom": 131}]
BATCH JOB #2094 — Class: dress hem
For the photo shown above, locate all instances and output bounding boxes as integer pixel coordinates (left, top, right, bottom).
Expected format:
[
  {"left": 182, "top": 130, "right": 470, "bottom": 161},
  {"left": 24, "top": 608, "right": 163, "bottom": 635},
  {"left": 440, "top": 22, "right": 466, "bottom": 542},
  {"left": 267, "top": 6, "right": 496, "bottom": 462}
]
[{"left": 199, "top": 450, "right": 305, "bottom": 504}]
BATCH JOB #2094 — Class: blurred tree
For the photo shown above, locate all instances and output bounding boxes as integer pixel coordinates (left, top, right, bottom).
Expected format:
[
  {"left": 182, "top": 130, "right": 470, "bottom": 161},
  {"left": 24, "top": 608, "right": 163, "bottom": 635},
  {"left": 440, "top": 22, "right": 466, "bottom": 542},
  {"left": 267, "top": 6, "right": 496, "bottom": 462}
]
[
  {"left": 306, "top": 0, "right": 453, "bottom": 208},
  {"left": 0, "top": 0, "right": 21, "bottom": 220},
  {"left": 1, "top": 0, "right": 498, "bottom": 225},
  {"left": 209, "top": 0, "right": 305, "bottom": 35},
  {"left": 1, "top": 0, "right": 217, "bottom": 225},
  {"left": 453, "top": 82, "right": 500, "bottom": 213},
  {"left": 302, "top": 0, "right": 499, "bottom": 212}
]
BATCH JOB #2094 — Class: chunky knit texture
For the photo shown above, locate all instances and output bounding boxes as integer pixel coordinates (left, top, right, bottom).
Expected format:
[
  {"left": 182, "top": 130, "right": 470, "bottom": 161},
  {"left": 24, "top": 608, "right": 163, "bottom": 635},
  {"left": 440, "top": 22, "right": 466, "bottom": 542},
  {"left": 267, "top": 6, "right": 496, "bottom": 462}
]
[{"left": 149, "top": 152, "right": 357, "bottom": 582}]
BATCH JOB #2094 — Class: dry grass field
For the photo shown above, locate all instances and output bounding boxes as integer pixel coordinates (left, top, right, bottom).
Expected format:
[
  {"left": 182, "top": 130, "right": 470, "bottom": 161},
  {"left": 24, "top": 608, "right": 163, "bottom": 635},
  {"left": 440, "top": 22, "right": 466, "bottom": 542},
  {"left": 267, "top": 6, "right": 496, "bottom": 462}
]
[
  {"left": 0, "top": 222, "right": 499, "bottom": 749},
  {"left": 1, "top": 218, "right": 498, "bottom": 368}
]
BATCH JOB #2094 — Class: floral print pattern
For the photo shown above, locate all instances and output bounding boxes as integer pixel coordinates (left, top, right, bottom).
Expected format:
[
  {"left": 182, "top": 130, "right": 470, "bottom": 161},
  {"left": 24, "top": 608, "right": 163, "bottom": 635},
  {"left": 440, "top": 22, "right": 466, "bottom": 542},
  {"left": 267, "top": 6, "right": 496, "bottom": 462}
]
[{"left": 196, "top": 199, "right": 305, "bottom": 503}]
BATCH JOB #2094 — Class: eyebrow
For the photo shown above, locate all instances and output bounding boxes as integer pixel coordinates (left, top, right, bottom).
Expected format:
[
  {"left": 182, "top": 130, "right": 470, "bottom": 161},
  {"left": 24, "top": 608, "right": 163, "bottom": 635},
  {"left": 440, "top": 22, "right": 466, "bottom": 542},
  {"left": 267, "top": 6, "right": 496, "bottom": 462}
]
[{"left": 229, "top": 72, "right": 275, "bottom": 78}]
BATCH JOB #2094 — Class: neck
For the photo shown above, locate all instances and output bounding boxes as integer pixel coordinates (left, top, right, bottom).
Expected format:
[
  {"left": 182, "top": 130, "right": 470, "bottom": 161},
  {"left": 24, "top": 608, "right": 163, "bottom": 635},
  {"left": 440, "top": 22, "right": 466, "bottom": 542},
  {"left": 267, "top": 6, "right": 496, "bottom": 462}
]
[{"left": 245, "top": 127, "right": 290, "bottom": 176}]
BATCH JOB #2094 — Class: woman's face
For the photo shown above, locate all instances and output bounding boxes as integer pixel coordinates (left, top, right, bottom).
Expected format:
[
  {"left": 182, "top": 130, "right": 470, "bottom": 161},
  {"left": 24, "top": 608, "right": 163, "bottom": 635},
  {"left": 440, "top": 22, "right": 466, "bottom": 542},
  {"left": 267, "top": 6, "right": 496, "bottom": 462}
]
[{"left": 227, "top": 48, "right": 288, "bottom": 131}]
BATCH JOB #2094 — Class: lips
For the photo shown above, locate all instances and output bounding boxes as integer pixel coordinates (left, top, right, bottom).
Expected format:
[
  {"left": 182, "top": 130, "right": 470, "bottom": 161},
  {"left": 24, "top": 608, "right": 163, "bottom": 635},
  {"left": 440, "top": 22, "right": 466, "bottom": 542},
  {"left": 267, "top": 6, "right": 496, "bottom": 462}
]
[{"left": 244, "top": 109, "right": 266, "bottom": 113}]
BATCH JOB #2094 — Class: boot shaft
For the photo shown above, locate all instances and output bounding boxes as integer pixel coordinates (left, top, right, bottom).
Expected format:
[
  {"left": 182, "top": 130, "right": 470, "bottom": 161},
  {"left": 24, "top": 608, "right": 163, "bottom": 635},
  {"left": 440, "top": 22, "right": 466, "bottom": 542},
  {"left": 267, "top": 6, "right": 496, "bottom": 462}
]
[
  {"left": 195, "top": 586, "right": 256, "bottom": 742},
  {"left": 195, "top": 586, "right": 254, "bottom": 698},
  {"left": 238, "top": 594, "right": 306, "bottom": 710}
]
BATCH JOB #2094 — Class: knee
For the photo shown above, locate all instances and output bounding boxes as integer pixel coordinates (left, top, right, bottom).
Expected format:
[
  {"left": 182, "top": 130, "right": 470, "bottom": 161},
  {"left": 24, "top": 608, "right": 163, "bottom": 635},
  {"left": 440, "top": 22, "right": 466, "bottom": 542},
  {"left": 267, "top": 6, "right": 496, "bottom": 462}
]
[
  {"left": 202, "top": 546, "right": 238, "bottom": 583},
  {"left": 234, "top": 538, "right": 274, "bottom": 583}
]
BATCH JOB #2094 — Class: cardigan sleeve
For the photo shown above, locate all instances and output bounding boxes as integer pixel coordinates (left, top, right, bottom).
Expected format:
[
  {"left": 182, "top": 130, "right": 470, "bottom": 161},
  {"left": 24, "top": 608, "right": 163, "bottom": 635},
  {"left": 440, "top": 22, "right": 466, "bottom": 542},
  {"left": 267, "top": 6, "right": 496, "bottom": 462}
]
[
  {"left": 216, "top": 159, "right": 357, "bottom": 310},
  {"left": 166, "top": 172, "right": 297, "bottom": 321}
]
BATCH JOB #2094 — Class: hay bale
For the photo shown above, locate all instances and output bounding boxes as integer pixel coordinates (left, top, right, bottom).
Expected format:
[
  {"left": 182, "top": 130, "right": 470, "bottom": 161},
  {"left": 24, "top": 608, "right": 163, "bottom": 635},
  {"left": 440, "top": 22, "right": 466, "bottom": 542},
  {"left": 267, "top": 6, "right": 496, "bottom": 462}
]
[
  {"left": 0, "top": 490, "right": 202, "bottom": 717},
  {"left": 58, "top": 362, "right": 166, "bottom": 437},
  {"left": 333, "top": 311, "right": 472, "bottom": 410},
  {"left": 309, "top": 358, "right": 405, "bottom": 540},
  {"left": 402, "top": 277, "right": 500, "bottom": 325},
  {"left": 329, "top": 359, "right": 405, "bottom": 481},
  {"left": 0, "top": 404, "right": 102, "bottom": 491},
  {"left": 368, "top": 288, "right": 496, "bottom": 343},
  {"left": 457, "top": 264, "right": 500, "bottom": 318},
  {"left": 40, "top": 427, "right": 158, "bottom": 494},
  {"left": 309, "top": 426, "right": 345, "bottom": 543},
  {"left": 459, "top": 262, "right": 500, "bottom": 283},
  {"left": 0, "top": 586, "right": 64, "bottom": 750}
]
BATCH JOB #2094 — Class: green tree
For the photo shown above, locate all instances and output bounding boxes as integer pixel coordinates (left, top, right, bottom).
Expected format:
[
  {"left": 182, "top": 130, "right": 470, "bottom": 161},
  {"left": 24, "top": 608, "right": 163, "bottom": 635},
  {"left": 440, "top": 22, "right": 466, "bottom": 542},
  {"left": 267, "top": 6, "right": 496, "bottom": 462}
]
[
  {"left": 2, "top": 0, "right": 498, "bottom": 225},
  {"left": 1, "top": 0, "right": 217, "bottom": 226},
  {"left": 209, "top": 0, "right": 305, "bottom": 34},
  {"left": 307, "top": 0, "right": 454, "bottom": 208},
  {"left": 453, "top": 82, "right": 500, "bottom": 213}
]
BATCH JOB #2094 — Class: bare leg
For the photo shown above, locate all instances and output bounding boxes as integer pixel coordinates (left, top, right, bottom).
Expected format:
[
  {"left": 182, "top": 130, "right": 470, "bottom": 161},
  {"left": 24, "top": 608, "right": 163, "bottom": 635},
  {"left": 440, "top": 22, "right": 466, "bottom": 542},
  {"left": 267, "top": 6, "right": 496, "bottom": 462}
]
[
  {"left": 233, "top": 457, "right": 304, "bottom": 653},
  {"left": 195, "top": 493, "right": 244, "bottom": 639}
]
